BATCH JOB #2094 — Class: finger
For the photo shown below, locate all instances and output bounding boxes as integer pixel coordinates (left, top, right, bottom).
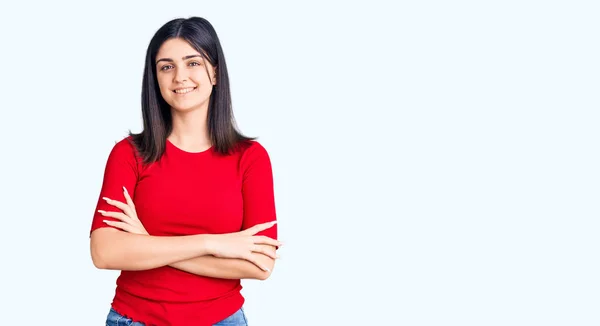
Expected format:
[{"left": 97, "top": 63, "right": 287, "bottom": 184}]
[
  {"left": 122, "top": 186, "right": 139, "bottom": 220},
  {"left": 102, "top": 197, "right": 135, "bottom": 218},
  {"left": 103, "top": 220, "right": 139, "bottom": 234},
  {"left": 256, "top": 252, "right": 281, "bottom": 259},
  {"left": 132, "top": 221, "right": 149, "bottom": 235},
  {"left": 246, "top": 256, "right": 271, "bottom": 272},
  {"left": 98, "top": 210, "right": 133, "bottom": 223},
  {"left": 253, "top": 235, "right": 282, "bottom": 247},
  {"left": 242, "top": 221, "right": 277, "bottom": 235},
  {"left": 253, "top": 245, "right": 277, "bottom": 259}
]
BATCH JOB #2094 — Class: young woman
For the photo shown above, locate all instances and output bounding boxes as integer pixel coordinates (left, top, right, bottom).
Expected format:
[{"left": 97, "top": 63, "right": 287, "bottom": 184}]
[{"left": 89, "top": 17, "right": 281, "bottom": 326}]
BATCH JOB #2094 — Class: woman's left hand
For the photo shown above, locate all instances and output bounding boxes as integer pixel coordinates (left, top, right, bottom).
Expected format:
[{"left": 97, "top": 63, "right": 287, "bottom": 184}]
[{"left": 98, "top": 186, "right": 149, "bottom": 235}]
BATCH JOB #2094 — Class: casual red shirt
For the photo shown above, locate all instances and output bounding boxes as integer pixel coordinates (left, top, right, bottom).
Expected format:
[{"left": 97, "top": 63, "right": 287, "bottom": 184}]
[{"left": 90, "top": 136, "right": 278, "bottom": 326}]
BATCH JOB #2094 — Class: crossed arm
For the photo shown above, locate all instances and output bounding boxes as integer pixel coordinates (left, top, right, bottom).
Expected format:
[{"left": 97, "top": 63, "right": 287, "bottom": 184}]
[
  {"left": 91, "top": 226, "right": 278, "bottom": 280},
  {"left": 91, "top": 187, "right": 279, "bottom": 280}
]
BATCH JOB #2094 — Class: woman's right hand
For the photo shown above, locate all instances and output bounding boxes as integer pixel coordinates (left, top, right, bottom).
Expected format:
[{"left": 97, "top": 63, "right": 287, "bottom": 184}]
[{"left": 205, "top": 221, "right": 281, "bottom": 271}]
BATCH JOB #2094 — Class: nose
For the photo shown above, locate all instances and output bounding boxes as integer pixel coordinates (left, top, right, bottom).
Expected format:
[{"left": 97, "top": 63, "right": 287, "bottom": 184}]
[{"left": 173, "top": 67, "right": 188, "bottom": 83}]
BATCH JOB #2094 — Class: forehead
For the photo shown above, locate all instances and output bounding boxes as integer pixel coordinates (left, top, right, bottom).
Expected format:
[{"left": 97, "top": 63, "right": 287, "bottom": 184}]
[{"left": 156, "top": 38, "right": 201, "bottom": 58}]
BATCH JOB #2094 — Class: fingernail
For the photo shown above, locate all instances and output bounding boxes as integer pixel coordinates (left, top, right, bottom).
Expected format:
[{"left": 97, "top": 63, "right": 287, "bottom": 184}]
[
  {"left": 103, "top": 220, "right": 110, "bottom": 223},
  {"left": 123, "top": 186, "right": 128, "bottom": 194},
  {"left": 102, "top": 197, "right": 110, "bottom": 202},
  {"left": 265, "top": 268, "right": 271, "bottom": 272},
  {"left": 98, "top": 210, "right": 106, "bottom": 214},
  {"left": 271, "top": 221, "right": 277, "bottom": 224}
]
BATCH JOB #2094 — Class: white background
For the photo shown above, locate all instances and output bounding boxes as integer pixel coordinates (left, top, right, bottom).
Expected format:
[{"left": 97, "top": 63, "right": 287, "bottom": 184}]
[{"left": 0, "top": 1, "right": 598, "bottom": 325}]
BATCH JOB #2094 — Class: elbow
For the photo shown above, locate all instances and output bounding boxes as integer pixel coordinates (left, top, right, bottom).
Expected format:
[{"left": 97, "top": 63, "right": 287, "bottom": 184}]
[
  {"left": 92, "top": 256, "right": 108, "bottom": 270},
  {"left": 90, "top": 228, "right": 117, "bottom": 270},
  {"left": 90, "top": 242, "right": 111, "bottom": 269},
  {"left": 256, "top": 270, "right": 272, "bottom": 281}
]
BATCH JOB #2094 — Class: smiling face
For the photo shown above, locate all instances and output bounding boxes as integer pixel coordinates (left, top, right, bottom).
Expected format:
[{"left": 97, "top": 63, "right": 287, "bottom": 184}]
[{"left": 155, "top": 38, "right": 217, "bottom": 113}]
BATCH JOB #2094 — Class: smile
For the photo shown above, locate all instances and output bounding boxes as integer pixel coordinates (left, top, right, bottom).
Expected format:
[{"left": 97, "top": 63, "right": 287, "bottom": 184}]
[{"left": 173, "top": 87, "right": 197, "bottom": 94}]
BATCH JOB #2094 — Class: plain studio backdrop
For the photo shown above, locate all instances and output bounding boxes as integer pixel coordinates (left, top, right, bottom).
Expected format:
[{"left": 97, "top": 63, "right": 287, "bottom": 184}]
[{"left": 0, "top": 1, "right": 598, "bottom": 325}]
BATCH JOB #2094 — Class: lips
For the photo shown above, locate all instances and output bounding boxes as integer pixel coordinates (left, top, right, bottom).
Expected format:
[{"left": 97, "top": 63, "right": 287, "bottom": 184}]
[{"left": 173, "top": 87, "right": 197, "bottom": 94}]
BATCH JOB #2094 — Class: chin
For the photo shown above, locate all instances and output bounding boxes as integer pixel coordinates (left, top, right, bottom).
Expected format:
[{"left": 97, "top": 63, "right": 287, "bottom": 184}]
[{"left": 170, "top": 102, "right": 208, "bottom": 112}]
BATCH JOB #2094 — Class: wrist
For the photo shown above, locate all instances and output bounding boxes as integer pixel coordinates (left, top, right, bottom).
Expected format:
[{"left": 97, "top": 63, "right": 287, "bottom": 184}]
[{"left": 195, "top": 234, "right": 214, "bottom": 256}]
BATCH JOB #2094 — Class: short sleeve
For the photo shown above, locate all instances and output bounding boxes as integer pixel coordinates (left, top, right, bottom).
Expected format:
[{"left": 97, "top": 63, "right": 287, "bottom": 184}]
[
  {"left": 89, "top": 138, "right": 139, "bottom": 236},
  {"left": 240, "top": 142, "right": 278, "bottom": 241}
]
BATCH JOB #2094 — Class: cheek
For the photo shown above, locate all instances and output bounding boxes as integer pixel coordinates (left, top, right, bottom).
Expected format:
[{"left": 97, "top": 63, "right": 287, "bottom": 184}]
[
  {"left": 156, "top": 78, "right": 172, "bottom": 97},
  {"left": 190, "top": 70, "right": 212, "bottom": 84}
]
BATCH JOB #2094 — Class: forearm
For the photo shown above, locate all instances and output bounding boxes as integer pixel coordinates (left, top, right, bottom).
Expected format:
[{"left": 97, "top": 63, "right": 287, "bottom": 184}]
[
  {"left": 169, "top": 255, "right": 271, "bottom": 280},
  {"left": 90, "top": 227, "right": 211, "bottom": 271},
  {"left": 170, "top": 245, "right": 276, "bottom": 280}
]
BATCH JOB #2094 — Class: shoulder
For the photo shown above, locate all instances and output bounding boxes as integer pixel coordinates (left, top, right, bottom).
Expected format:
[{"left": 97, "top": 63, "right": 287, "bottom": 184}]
[
  {"left": 109, "top": 135, "right": 136, "bottom": 154},
  {"left": 236, "top": 140, "right": 273, "bottom": 174},
  {"left": 236, "top": 140, "right": 270, "bottom": 159},
  {"left": 107, "top": 135, "right": 140, "bottom": 163}
]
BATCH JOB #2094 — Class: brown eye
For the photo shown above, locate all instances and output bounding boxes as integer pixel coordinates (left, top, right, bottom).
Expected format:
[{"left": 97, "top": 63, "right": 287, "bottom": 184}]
[
  {"left": 189, "top": 61, "right": 201, "bottom": 67},
  {"left": 160, "top": 65, "right": 173, "bottom": 71}
]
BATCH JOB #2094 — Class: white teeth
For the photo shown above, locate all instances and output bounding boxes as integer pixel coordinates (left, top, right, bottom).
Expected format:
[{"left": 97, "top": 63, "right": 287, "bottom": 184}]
[{"left": 174, "top": 87, "right": 195, "bottom": 94}]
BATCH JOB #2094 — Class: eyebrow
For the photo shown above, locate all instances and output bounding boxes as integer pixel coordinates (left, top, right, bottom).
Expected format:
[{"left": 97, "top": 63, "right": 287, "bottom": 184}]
[{"left": 156, "top": 54, "right": 203, "bottom": 64}]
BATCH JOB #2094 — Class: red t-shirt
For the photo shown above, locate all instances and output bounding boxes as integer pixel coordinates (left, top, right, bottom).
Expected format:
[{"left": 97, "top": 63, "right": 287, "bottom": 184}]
[{"left": 90, "top": 136, "right": 278, "bottom": 326}]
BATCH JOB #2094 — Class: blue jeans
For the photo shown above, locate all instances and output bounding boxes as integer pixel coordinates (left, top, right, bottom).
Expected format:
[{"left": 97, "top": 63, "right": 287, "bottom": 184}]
[{"left": 105, "top": 307, "right": 248, "bottom": 326}]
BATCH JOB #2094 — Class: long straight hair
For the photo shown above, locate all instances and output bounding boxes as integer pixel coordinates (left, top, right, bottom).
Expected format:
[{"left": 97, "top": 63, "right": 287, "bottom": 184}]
[{"left": 129, "top": 17, "right": 255, "bottom": 165}]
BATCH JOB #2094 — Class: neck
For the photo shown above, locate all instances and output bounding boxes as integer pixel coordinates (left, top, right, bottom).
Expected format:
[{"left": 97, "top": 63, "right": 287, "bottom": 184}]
[{"left": 168, "top": 106, "right": 212, "bottom": 151}]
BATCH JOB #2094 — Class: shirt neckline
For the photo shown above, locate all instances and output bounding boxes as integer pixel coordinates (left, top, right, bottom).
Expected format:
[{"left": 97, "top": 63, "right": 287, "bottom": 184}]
[{"left": 166, "top": 139, "right": 214, "bottom": 155}]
